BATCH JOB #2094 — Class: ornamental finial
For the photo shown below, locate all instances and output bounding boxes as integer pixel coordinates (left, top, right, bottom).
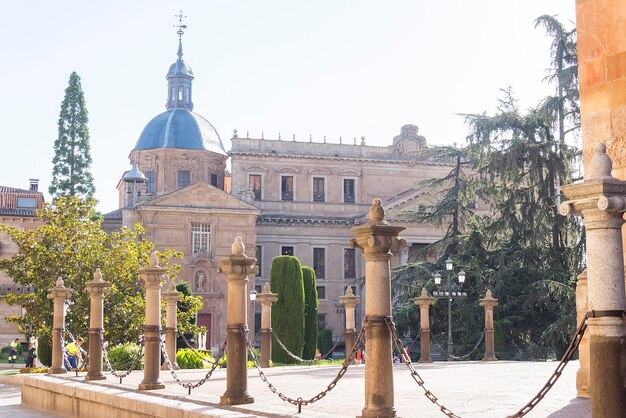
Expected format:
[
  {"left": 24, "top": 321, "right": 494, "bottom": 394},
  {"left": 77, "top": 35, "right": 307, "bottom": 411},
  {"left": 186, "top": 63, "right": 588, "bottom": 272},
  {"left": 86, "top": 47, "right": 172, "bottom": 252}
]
[
  {"left": 589, "top": 142, "right": 613, "bottom": 180},
  {"left": 93, "top": 268, "right": 102, "bottom": 283},
  {"left": 56, "top": 278, "right": 64, "bottom": 287},
  {"left": 174, "top": 10, "right": 187, "bottom": 59},
  {"left": 232, "top": 236, "right": 245, "bottom": 256},
  {"left": 149, "top": 251, "right": 160, "bottom": 267},
  {"left": 368, "top": 198, "right": 385, "bottom": 224}
]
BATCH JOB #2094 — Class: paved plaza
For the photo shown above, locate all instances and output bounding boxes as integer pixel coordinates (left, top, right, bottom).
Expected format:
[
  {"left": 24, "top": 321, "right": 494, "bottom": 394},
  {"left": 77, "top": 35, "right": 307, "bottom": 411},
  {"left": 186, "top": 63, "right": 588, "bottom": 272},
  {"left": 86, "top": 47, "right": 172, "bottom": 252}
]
[{"left": 1, "top": 359, "right": 591, "bottom": 417}]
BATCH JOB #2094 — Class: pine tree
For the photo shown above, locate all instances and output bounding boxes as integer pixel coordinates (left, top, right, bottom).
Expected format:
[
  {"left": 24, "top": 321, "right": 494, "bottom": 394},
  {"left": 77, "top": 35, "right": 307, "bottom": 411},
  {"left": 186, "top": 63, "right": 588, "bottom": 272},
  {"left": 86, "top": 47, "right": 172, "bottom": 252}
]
[
  {"left": 301, "top": 266, "right": 318, "bottom": 360},
  {"left": 49, "top": 72, "right": 95, "bottom": 199}
]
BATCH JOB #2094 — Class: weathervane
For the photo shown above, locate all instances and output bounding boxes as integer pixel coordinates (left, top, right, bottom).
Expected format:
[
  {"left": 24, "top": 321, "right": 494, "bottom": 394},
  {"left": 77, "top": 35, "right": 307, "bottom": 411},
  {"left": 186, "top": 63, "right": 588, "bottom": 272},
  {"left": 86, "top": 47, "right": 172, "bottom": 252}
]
[{"left": 174, "top": 10, "right": 187, "bottom": 40}]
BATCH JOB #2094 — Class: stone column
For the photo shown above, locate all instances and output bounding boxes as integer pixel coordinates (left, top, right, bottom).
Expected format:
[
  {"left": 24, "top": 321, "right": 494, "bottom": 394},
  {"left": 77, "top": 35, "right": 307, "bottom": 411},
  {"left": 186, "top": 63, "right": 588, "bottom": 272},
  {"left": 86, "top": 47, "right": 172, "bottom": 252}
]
[
  {"left": 560, "top": 143, "right": 626, "bottom": 417},
  {"left": 339, "top": 286, "right": 360, "bottom": 363},
  {"left": 47, "top": 278, "right": 72, "bottom": 375},
  {"left": 138, "top": 252, "right": 166, "bottom": 390},
  {"left": 350, "top": 199, "right": 406, "bottom": 418},
  {"left": 413, "top": 288, "right": 434, "bottom": 363},
  {"left": 85, "top": 269, "right": 111, "bottom": 381},
  {"left": 256, "top": 283, "right": 278, "bottom": 368},
  {"left": 161, "top": 279, "right": 181, "bottom": 370},
  {"left": 218, "top": 236, "right": 258, "bottom": 405},
  {"left": 479, "top": 290, "right": 498, "bottom": 362},
  {"left": 575, "top": 269, "right": 590, "bottom": 398}
]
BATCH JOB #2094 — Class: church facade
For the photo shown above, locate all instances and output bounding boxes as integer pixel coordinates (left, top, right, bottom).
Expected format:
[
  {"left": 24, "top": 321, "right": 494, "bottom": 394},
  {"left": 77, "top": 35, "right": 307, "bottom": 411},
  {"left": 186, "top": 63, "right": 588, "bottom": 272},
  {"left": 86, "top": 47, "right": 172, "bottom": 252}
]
[{"left": 103, "top": 33, "right": 453, "bottom": 351}]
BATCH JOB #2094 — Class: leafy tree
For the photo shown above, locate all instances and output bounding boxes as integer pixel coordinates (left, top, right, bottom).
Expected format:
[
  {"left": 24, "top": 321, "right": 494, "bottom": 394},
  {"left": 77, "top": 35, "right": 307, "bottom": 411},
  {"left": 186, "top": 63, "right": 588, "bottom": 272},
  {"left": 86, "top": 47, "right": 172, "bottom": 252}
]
[
  {"left": 269, "top": 256, "right": 305, "bottom": 364},
  {"left": 0, "top": 197, "right": 197, "bottom": 348},
  {"left": 301, "top": 266, "right": 318, "bottom": 360},
  {"left": 49, "top": 72, "right": 95, "bottom": 199}
]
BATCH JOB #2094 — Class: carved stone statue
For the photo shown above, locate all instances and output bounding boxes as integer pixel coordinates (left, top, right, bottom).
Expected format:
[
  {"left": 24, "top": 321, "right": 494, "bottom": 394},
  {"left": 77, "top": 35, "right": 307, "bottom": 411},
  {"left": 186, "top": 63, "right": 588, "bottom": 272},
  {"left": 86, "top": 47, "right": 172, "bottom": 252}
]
[{"left": 196, "top": 271, "right": 207, "bottom": 293}]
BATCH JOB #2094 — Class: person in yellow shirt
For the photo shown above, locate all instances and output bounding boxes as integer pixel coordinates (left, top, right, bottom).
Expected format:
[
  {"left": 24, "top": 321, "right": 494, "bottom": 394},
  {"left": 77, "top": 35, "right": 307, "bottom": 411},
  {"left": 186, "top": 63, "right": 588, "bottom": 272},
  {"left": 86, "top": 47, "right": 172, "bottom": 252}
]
[
  {"left": 8, "top": 338, "right": 20, "bottom": 367},
  {"left": 64, "top": 337, "right": 84, "bottom": 371}
]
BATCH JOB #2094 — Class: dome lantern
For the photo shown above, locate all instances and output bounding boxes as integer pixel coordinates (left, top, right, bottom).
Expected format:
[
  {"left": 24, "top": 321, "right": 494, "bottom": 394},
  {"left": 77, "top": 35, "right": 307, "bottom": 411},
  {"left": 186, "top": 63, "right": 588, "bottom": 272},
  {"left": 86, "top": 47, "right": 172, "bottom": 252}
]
[{"left": 166, "top": 12, "right": 194, "bottom": 111}]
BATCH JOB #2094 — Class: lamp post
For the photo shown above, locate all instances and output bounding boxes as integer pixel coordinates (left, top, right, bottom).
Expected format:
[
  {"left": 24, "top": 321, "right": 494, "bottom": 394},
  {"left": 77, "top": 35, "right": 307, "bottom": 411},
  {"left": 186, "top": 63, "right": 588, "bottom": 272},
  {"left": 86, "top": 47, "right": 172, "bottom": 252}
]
[
  {"left": 432, "top": 258, "right": 467, "bottom": 358},
  {"left": 249, "top": 289, "right": 257, "bottom": 342}
]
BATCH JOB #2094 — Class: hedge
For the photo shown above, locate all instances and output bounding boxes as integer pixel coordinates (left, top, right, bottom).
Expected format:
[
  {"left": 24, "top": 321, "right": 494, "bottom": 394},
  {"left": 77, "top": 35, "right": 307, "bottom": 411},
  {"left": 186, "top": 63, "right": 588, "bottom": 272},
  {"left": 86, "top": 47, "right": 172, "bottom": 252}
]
[{"left": 301, "top": 266, "right": 318, "bottom": 360}]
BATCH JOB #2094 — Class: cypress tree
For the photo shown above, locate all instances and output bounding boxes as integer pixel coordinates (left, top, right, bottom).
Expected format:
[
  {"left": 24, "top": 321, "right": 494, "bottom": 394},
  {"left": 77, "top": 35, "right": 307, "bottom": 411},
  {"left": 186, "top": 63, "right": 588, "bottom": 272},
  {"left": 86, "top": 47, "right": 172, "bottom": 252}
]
[
  {"left": 301, "top": 266, "right": 318, "bottom": 360},
  {"left": 270, "top": 256, "right": 305, "bottom": 364},
  {"left": 49, "top": 71, "right": 95, "bottom": 199}
]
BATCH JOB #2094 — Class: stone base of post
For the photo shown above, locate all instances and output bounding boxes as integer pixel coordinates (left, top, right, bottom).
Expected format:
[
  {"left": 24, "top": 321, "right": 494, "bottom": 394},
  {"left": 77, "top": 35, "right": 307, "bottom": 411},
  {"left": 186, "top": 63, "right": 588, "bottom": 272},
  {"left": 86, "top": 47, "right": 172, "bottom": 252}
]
[
  {"left": 260, "top": 328, "right": 271, "bottom": 368},
  {"left": 220, "top": 326, "right": 254, "bottom": 405},
  {"left": 359, "top": 319, "right": 396, "bottom": 418},
  {"left": 418, "top": 329, "right": 432, "bottom": 363},
  {"left": 345, "top": 329, "right": 355, "bottom": 364},
  {"left": 161, "top": 327, "right": 179, "bottom": 371},
  {"left": 576, "top": 368, "right": 590, "bottom": 398},
  {"left": 85, "top": 328, "right": 105, "bottom": 381},
  {"left": 482, "top": 329, "right": 497, "bottom": 362},
  {"left": 139, "top": 326, "right": 165, "bottom": 390},
  {"left": 588, "top": 318, "right": 626, "bottom": 417}
]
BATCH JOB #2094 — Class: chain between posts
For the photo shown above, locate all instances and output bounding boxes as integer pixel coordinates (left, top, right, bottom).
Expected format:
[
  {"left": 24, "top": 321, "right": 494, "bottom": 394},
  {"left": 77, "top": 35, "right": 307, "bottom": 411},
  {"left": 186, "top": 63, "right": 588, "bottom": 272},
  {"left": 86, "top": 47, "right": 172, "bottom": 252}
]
[
  {"left": 272, "top": 330, "right": 345, "bottom": 363},
  {"left": 431, "top": 331, "right": 485, "bottom": 361},
  {"left": 100, "top": 329, "right": 145, "bottom": 382},
  {"left": 386, "top": 316, "right": 462, "bottom": 418},
  {"left": 177, "top": 331, "right": 218, "bottom": 365},
  {"left": 244, "top": 324, "right": 364, "bottom": 413},
  {"left": 159, "top": 327, "right": 227, "bottom": 395}
]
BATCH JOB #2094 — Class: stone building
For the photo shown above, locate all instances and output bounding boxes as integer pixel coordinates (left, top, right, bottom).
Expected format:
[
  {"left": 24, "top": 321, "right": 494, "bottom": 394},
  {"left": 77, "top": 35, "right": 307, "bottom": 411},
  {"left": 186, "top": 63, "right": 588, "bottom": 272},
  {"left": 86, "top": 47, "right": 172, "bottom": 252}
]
[{"left": 0, "top": 179, "right": 44, "bottom": 346}]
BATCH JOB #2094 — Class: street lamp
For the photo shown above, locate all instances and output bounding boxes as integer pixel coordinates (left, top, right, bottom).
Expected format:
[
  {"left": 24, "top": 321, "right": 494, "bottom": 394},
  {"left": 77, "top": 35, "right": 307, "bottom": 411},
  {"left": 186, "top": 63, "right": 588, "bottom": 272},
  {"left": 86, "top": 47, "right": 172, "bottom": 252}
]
[{"left": 432, "top": 258, "right": 468, "bottom": 358}]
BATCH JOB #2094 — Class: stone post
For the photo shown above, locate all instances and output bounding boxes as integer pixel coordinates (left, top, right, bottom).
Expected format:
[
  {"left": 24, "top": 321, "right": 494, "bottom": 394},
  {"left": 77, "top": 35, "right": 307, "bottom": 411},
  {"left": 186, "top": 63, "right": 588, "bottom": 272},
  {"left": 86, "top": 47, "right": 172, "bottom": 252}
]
[
  {"left": 85, "top": 269, "right": 111, "bottom": 381},
  {"left": 413, "top": 288, "right": 435, "bottom": 363},
  {"left": 161, "top": 279, "right": 181, "bottom": 370},
  {"left": 47, "top": 278, "right": 72, "bottom": 374},
  {"left": 559, "top": 143, "right": 626, "bottom": 417},
  {"left": 218, "top": 236, "right": 258, "bottom": 405},
  {"left": 350, "top": 199, "right": 406, "bottom": 418},
  {"left": 575, "top": 269, "right": 590, "bottom": 398},
  {"left": 255, "top": 283, "right": 278, "bottom": 368},
  {"left": 138, "top": 252, "right": 166, "bottom": 390},
  {"left": 479, "top": 289, "right": 498, "bottom": 362},
  {"left": 339, "top": 286, "right": 360, "bottom": 363}
]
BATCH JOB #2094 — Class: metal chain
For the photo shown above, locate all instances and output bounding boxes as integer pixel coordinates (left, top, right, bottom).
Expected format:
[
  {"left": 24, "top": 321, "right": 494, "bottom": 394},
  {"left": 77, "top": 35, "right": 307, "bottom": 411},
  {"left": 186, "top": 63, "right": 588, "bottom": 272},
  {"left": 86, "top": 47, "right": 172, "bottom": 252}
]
[
  {"left": 65, "top": 328, "right": 89, "bottom": 370},
  {"left": 177, "top": 332, "right": 218, "bottom": 365},
  {"left": 431, "top": 331, "right": 485, "bottom": 361},
  {"left": 100, "top": 330, "right": 145, "bottom": 379},
  {"left": 245, "top": 324, "right": 365, "bottom": 413},
  {"left": 386, "top": 317, "right": 462, "bottom": 418},
  {"left": 271, "top": 330, "right": 345, "bottom": 363},
  {"left": 159, "top": 328, "right": 227, "bottom": 394}
]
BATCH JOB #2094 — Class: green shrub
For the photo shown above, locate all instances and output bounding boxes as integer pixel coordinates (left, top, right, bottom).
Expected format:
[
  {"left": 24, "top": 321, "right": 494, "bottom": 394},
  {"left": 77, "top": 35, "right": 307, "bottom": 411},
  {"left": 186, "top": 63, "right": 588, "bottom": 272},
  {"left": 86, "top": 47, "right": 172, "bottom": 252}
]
[
  {"left": 302, "top": 266, "right": 318, "bottom": 360},
  {"left": 270, "top": 256, "right": 305, "bottom": 364},
  {"left": 37, "top": 336, "right": 52, "bottom": 367},
  {"left": 317, "top": 328, "right": 332, "bottom": 356},
  {"left": 107, "top": 343, "right": 143, "bottom": 370},
  {"left": 176, "top": 348, "right": 214, "bottom": 369}
]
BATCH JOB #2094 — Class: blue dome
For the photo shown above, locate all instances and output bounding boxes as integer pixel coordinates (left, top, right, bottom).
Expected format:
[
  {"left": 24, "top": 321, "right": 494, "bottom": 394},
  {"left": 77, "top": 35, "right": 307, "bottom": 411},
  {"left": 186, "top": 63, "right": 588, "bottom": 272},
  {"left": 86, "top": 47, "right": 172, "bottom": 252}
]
[
  {"left": 167, "top": 59, "right": 194, "bottom": 78},
  {"left": 133, "top": 109, "right": 226, "bottom": 154}
]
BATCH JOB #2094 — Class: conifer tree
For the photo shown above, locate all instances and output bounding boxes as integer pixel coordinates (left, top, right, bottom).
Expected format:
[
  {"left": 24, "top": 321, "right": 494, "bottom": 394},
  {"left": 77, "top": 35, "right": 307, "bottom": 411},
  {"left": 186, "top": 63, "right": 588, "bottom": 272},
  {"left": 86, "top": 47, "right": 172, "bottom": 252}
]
[{"left": 49, "top": 72, "right": 95, "bottom": 199}]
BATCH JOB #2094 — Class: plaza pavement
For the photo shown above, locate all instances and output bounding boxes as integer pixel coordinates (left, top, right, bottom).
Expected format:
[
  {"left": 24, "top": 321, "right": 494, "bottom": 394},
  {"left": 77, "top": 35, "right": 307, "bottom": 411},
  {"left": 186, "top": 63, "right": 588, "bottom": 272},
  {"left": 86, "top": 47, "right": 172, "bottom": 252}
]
[{"left": 1, "top": 359, "right": 590, "bottom": 417}]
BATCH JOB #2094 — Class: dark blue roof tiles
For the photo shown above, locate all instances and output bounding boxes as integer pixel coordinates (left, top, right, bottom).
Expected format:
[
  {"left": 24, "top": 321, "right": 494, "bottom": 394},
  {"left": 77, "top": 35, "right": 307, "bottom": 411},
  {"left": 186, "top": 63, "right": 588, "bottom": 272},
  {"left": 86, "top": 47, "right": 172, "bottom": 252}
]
[
  {"left": 133, "top": 109, "right": 226, "bottom": 155},
  {"left": 167, "top": 59, "right": 194, "bottom": 78}
]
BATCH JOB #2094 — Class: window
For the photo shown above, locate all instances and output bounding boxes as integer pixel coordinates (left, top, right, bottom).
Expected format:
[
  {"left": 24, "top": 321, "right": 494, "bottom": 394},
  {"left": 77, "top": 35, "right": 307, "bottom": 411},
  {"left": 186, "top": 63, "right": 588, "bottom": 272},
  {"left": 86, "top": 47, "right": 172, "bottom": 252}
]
[
  {"left": 313, "top": 248, "right": 325, "bottom": 279},
  {"left": 343, "top": 179, "right": 355, "bottom": 203},
  {"left": 249, "top": 174, "right": 262, "bottom": 200},
  {"left": 145, "top": 171, "right": 155, "bottom": 195},
  {"left": 256, "top": 245, "right": 262, "bottom": 277},
  {"left": 281, "top": 246, "right": 294, "bottom": 256},
  {"left": 255, "top": 284, "right": 262, "bottom": 293},
  {"left": 178, "top": 86, "right": 184, "bottom": 101},
  {"left": 178, "top": 170, "right": 191, "bottom": 189},
  {"left": 313, "top": 177, "right": 325, "bottom": 202},
  {"left": 210, "top": 174, "right": 218, "bottom": 187},
  {"left": 254, "top": 312, "right": 261, "bottom": 333},
  {"left": 191, "top": 224, "right": 210, "bottom": 255},
  {"left": 316, "top": 286, "right": 326, "bottom": 299},
  {"left": 281, "top": 176, "right": 294, "bottom": 201},
  {"left": 318, "top": 313, "right": 327, "bottom": 329},
  {"left": 344, "top": 248, "right": 356, "bottom": 279},
  {"left": 16, "top": 197, "right": 37, "bottom": 208}
]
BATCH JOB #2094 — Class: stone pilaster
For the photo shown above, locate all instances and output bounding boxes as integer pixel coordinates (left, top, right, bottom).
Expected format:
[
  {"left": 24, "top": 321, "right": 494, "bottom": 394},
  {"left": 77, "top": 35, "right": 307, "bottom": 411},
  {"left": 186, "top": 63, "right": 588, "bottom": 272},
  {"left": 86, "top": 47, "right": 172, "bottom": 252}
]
[
  {"left": 339, "top": 286, "right": 360, "bottom": 363},
  {"left": 138, "top": 252, "right": 166, "bottom": 390},
  {"left": 575, "top": 269, "right": 590, "bottom": 398},
  {"left": 47, "top": 279, "right": 72, "bottom": 375},
  {"left": 162, "top": 279, "right": 181, "bottom": 371},
  {"left": 256, "top": 283, "right": 278, "bottom": 368},
  {"left": 351, "top": 198, "right": 406, "bottom": 418},
  {"left": 413, "top": 288, "right": 434, "bottom": 363},
  {"left": 560, "top": 143, "right": 626, "bottom": 417},
  {"left": 218, "top": 236, "right": 257, "bottom": 405},
  {"left": 479, "top": 290, "right": 498, "bottom": 362},
  {"left": 85, "top": 269, "right": 111, "bottom": 381}
]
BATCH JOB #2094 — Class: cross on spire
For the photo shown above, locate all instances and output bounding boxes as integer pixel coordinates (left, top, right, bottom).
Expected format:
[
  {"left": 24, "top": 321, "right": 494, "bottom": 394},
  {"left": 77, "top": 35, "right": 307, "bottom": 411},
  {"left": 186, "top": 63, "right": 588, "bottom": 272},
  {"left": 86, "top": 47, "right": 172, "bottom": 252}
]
[{"left": 174, "top": 10, "right": 187, "bottom": 59}]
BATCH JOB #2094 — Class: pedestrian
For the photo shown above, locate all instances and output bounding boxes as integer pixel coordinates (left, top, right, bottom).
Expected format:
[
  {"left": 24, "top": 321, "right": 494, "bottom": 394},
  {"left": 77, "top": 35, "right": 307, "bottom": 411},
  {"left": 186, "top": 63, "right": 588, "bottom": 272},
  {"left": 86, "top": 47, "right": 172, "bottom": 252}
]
[
  {"left": 7, "top": 338, "right": 20, "bottom": 367},
  {"left": 25, "top": 341, "right": 37, "bottom": 368},
  {"left": 315, "top": 348, "right": 322, "bottom": 360},
  {"left": 64, "top": 337, "right": 84, "bottom": 371}
]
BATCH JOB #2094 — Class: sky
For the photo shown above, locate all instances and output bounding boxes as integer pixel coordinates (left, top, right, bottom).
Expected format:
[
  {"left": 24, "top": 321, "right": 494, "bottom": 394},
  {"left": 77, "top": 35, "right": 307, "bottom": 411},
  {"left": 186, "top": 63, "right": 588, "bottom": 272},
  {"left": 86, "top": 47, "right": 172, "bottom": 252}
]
[{"left": 0, "top": 0, "right": 576, "bottom": 213}]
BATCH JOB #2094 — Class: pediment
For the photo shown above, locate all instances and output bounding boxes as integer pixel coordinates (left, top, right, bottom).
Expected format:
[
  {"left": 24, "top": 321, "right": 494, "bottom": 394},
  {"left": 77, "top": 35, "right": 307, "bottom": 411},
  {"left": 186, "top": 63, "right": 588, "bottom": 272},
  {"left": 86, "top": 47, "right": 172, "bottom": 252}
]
[
  {"left": 383, "top": 188, "right": 427, "bottom": 211},
  {"left": 244, "top": 165, "right": 268, "bottom": 172},
  {"left": 308, "top": 168, "right": 331, "bottom": 175},
  {"left": 339, "top": 169, "right": 361, "bottom": 177},
  {"left": 277, "top": 167, "right": 301, "bottom": 174},
  {"left": 139, "top": 182, "right": 259, "bottom": 211}
]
